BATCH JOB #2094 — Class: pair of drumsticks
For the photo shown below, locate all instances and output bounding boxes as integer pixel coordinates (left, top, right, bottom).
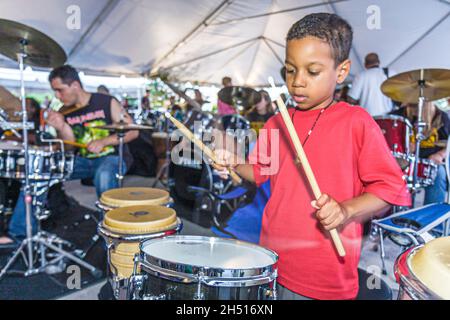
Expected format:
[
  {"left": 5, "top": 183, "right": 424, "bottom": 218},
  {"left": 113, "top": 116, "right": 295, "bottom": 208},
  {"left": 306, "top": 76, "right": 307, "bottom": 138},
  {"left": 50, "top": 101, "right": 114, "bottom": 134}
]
[{"left": 165, "top": 80, "right": 346, "bottom": 257}]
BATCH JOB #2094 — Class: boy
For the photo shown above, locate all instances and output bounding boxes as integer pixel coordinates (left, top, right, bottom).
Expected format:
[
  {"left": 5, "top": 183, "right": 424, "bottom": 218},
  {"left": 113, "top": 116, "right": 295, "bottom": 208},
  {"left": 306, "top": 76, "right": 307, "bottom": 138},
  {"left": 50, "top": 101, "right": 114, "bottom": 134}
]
[{"left": 213, "top": 13, "right": 411, "bottom": 300}]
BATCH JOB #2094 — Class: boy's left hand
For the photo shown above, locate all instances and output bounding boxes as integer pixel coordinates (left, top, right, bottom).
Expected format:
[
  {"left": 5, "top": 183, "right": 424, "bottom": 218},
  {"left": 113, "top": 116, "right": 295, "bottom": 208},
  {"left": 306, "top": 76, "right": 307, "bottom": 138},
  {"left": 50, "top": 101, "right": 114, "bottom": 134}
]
[{"left": 311, "top": 194, "right": 350, "bottom": 231}]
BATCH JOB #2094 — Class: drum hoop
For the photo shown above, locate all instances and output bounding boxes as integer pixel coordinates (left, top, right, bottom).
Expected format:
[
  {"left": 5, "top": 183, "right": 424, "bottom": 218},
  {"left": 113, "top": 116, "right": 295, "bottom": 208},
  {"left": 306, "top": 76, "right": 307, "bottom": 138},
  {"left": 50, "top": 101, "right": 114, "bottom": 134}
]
[
  {"left": 373, "top": 115, "right": 413, "bottom": 128},
  {"left": 396, "top": 245, "right": 442, "bottom": 300},
  {"left": 97, "top": 218, "right": 183, "bottom": 242},
  {"left": 137, "top": 235, "right": 278, "bottom": 286}
]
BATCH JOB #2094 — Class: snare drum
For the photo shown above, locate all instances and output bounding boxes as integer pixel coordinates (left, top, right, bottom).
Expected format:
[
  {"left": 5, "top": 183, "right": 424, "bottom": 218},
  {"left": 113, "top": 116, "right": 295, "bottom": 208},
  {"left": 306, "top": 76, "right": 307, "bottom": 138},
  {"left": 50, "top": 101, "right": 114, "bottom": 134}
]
[
  {"left": 374, "top": 115, "right": 412, "bottom": 169},
  {"left": 405, "top": 158, "right": 438, "bottom": 188},
  {"left": 97, "top": 205, "right": 182, "bottom": 299},
  {"left": 96, "top": 187, "right": 172, "bottom": 212},
  {"left": 395, "top": 236, "right": 450, "bottom": 300},
  {"left": 129, "top": 235, "right": 278, "bottom": 300},
  {"left": 0, "top": 140, "right": 74, "bottom": 181}
]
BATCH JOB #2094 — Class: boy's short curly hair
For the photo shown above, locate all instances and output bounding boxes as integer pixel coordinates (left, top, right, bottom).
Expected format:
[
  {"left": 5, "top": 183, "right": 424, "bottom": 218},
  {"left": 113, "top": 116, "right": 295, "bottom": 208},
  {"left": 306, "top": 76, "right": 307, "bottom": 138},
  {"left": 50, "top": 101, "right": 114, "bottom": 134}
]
[{"left": 287, "top": 13, "right": 353, "bottom": 66}]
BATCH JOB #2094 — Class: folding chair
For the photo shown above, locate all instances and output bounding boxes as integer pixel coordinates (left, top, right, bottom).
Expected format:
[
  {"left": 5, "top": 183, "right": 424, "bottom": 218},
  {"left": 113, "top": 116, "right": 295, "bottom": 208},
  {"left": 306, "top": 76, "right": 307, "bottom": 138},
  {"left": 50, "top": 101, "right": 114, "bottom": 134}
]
[{"left": 372, "top": 203, "right": 450, "bottom": 274}]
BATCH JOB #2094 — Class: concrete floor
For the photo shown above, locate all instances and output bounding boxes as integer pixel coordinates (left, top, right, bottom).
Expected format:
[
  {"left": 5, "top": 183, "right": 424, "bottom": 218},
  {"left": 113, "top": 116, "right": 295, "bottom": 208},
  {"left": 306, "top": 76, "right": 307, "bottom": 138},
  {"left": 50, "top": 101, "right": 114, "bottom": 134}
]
[{"left": 58, "top": 176, "right": 426, "bottom": 300}]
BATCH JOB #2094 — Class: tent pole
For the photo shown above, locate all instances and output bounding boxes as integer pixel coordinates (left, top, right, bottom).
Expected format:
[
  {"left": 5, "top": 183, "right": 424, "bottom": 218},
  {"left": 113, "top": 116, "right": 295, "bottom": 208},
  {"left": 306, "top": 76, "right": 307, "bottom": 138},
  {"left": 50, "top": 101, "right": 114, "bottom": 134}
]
[
  {"left": 387, "top": 11, "right": 450, "bottom": 68},
  {"left": 147, "top": 0, "right": 233, "bottom": 75},
  {"left": 68, "top": 0, "right": 121, "bottom": 58},
  {"left": 262, "top": 38, "right": 284, "bottom": 66},
  {"left": 209, "top": 0, "right": 349, "bottom": 26},
  {"left": 162, "top": 37, "right": 260, "bottom": 70}
]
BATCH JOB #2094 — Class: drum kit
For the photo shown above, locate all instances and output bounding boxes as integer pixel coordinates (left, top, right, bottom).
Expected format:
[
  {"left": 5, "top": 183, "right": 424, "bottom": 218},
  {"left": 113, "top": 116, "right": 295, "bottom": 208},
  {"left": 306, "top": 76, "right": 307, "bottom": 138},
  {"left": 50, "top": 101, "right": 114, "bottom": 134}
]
[
  {"left": 377, "top": 69, "right": 450, "bottom": 300},
  {"left": 378, "top": 68, "right": 450, "bottom": 193},
  {"left": 0, "top": 19, "right": 104, "bottom": 280}
]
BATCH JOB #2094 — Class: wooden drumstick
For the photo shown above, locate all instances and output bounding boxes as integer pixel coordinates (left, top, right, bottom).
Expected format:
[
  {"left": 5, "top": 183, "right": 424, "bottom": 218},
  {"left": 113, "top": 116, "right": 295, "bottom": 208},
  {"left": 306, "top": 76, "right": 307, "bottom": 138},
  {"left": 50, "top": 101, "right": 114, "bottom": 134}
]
[
  {"left": 269, "top": 79, "right": 346, "bottom": 257},
  {"left": 63, "top": 140, "right": 87, "bottom": 149},
  {"left": 164, "top": 112, "right": 243, "bottom": 185}
]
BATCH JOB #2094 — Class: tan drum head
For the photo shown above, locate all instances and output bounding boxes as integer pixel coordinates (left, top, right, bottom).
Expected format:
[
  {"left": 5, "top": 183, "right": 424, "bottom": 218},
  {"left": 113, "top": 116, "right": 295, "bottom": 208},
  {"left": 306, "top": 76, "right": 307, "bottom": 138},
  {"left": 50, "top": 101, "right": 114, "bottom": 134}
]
[
  {"left": 100, "top": 187, "right": 170, "bottom": 207},
  {"left": 103, "top": 205, "right": 177, "bottom": 234},
  {"left": 409, "top": 237, "right": 450, "bottom": 299}
]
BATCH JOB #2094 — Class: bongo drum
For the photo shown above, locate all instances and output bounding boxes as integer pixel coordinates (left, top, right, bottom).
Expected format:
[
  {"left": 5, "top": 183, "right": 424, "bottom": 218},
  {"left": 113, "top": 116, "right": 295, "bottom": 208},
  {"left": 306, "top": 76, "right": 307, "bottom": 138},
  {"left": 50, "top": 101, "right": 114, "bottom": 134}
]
[
  {"left": 97, "top": 187, "right": 172, "bottom": 212},
  {"left": 395, "top": 236, "right": 450, "bottom": 300},
  {"left": 98, "top": 205, "right": 182, "bottom": 300}
]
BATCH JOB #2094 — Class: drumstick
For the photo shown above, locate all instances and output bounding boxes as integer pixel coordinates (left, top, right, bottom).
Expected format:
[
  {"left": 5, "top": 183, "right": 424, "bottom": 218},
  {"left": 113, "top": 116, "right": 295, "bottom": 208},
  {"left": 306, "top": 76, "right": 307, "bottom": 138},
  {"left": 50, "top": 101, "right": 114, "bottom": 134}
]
[
  {"left": 164, "top": 112, "right": 243, "bottom": 185},
  {"left": 269, "top": 78, "right": 346, "bottom": 257},
  {"left": 63, "top": 140, "right": 87, "bottom": 149}
]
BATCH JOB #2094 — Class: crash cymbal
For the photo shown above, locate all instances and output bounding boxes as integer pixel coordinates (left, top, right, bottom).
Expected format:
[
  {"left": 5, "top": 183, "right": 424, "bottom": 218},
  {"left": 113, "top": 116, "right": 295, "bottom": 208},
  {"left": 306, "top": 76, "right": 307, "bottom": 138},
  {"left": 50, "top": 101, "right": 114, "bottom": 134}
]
[
  {"left": 381, "top": 69, "right": 450, "bottom": 103},
  {"left": 0, "top": 85, "right": 21, "bottom": 119},
  {"left": 218, "top": 86, "right": 260, "bottom": 108},
  {"left": 95, "top": 123, "right": 154, "bottom": 131},
  {"left": 0, "top": 19, "right": 67, "bottom": 68}
]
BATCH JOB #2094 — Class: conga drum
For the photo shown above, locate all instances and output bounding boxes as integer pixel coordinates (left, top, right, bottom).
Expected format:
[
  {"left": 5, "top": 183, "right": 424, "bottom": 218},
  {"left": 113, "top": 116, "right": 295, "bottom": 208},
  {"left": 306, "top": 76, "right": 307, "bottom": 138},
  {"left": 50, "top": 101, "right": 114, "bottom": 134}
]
[
  {"left": 97, "top": 187, "right": 172, "bottom": 212},
  {"left": 97, "top": 205, "right": 182, "bottom": 300},
  {"left": 395, "top": 236, "right": 450, "bottom": 300}
]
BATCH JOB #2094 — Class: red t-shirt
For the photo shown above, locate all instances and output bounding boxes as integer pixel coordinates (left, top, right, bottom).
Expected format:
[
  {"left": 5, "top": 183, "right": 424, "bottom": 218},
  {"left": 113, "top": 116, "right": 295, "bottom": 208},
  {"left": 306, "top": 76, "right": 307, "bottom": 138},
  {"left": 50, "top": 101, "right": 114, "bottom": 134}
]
[{"left": 249, "top": 102, "right": 411, "bottom": 300}]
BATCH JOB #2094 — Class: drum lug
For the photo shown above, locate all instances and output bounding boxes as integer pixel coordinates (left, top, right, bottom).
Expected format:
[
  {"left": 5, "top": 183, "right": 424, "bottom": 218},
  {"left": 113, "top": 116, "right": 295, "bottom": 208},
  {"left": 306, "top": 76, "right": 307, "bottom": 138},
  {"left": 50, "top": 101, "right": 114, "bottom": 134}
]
[
  {"left": 129, "top": 274, "right": 145, "bottom": 300},
  {"left": 142, "top": 293, "right": 167, "bottom": 300},
  {"left": 194, "top": 272, "right": 205, "bottom": 300}
]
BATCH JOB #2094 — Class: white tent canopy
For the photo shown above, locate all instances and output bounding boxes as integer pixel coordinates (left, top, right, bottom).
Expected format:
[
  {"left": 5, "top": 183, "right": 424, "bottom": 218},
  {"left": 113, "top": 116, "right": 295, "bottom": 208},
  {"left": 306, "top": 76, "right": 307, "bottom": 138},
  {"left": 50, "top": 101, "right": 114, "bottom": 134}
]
[{"left": 0, "top": 0, "right": 449, "bottom": 87}]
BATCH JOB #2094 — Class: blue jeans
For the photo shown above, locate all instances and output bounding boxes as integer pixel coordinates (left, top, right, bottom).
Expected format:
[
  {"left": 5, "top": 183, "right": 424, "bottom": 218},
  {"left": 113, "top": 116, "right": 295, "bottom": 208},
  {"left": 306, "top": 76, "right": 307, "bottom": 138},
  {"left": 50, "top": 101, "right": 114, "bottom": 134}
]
[
  {"left": 424, "top": 164, "right": 447, "bottom": 205},
  {"left": 8, "top": 155, "right": 126, "bottom": 238}
]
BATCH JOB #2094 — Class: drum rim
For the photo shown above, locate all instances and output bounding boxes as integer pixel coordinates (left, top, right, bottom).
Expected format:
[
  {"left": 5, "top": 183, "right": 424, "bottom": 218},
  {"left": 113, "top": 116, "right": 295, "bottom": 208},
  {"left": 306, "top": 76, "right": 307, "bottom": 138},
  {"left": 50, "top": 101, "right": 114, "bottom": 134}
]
[
  {"left": 97, "top": 218, "right": 183, "bottom": 242},
  {"left": 395, "top": 245, "right": 442, "bottom": 300},
  {"left": 138, "top": 235, "right": 278, "bottom": 285},
  {"left": 373, "top": 115, "right": 413, "bottom": 128}
]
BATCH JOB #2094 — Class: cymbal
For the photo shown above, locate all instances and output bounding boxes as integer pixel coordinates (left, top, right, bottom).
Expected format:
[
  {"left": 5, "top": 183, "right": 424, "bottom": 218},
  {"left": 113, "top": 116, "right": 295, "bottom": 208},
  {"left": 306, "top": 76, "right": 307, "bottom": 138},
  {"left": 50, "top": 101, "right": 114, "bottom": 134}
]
[
  {"left": 0, "top": 85, "right": 21, "bottom": 119},
  {"left": 0, "top": 19, "right": 67, "bottom": 68},
  {"left": 95, "top": 123, "right": 154, "bottom": 131},
  {"left": 218, "top": 86, "right": 260, "bottom": 108},
  {"left": 381, "top": 69, "right": 450, "bottom": 103}
]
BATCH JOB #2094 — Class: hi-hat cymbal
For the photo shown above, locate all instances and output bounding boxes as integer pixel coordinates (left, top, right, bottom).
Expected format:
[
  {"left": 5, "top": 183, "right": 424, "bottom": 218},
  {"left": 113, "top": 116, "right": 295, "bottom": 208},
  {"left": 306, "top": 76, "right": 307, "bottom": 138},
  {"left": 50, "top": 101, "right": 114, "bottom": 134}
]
[
  {"left": 95, "top": 123, "right": 154, "bottom": 132},
  {"left": 0, "top": 19, "right": 67, "bottom": 68},
  {"left": 381, "top": 69, "right": 450, "bottom": 103},
  {"left": 218, "top": 86, "right": 260, "bottom": 108}
]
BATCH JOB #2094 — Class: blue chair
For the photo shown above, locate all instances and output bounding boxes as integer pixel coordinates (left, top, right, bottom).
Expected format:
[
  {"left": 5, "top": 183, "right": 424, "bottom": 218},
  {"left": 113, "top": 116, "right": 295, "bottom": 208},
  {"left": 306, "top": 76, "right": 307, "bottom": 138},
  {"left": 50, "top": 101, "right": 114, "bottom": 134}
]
[
  {"left": 210, "top": 181, "right": 270, "bottom": 244},
  {"left": 372, "top": 203, "right": 450, "bottom": 274}
]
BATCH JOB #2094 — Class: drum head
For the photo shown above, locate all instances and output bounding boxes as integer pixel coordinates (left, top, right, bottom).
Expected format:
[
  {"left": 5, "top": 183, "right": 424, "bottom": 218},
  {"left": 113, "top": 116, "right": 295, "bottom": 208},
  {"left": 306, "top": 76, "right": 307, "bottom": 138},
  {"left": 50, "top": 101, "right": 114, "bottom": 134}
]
[
  {"left": 408, "top": 237, "right": 450, "bottom": 299},
  {"left": 141, "top": 236, "right": 277, "bottom": 270},
  {"left": 100, "top": 187, "right": 170, "bottom": 207},
  {"left": 103, "top": 205, "right": 177, "bottom": 234}
]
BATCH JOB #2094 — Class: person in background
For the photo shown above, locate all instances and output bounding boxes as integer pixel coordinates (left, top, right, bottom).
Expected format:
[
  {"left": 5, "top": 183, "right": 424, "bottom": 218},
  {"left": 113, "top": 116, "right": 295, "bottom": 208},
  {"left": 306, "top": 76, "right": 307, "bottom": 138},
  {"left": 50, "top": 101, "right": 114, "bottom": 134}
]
[
  {"left": 97, "top": 85, "right": 110, "bottom": 95},
  {"left": 393, "top": 101, "right": 450, "bottom": 204},
  {"left": 0, "top": 65, "right": 138, "bottom": 245},
  {"left": 246, "top": 90, "right": 274, "bottom": 135},
  {"left": 348, "top": 53, "right": 394, "bottom": 116},
  {"left": 142, "top": 89, "right": 151, "bottom": 110},
  {"left": 217, "top": 76, "right": 237, "bottom": 115}
]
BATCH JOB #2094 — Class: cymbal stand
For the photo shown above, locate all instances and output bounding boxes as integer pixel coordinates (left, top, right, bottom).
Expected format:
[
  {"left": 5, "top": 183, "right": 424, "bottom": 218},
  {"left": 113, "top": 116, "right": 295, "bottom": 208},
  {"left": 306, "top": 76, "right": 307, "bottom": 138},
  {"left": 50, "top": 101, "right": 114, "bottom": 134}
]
[
  {"left": 0, "top": 43, "right": 101, "bottom": 281},
  {"left": 411, "top": 69, "right": 427, "bottom": 201}
]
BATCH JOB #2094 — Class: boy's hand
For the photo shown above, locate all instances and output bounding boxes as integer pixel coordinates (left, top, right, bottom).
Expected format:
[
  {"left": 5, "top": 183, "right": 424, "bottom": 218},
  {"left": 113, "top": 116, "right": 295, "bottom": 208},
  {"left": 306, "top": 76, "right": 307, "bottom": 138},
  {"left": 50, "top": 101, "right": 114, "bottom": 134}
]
[
  {"left": 311, "top": 194, "right": 350, "bottom": 231},
  {"left": 212, "top": 149, "right": 244, "bottom": 180}
]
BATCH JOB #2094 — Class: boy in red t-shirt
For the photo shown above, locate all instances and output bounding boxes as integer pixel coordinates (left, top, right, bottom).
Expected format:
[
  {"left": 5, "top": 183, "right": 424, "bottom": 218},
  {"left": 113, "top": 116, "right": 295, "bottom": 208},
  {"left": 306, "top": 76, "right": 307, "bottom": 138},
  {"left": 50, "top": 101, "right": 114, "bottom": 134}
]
[{"left": 213, "top": 13, "right": 411, "bottom": 300}]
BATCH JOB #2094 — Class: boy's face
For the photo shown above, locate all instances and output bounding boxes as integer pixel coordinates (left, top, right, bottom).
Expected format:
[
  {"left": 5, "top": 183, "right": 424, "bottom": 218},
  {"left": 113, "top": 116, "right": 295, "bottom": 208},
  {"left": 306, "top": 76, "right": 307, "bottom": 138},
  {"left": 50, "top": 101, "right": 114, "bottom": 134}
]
[{"left": 285, "top": 36, "right": 350, "bottom": 110}]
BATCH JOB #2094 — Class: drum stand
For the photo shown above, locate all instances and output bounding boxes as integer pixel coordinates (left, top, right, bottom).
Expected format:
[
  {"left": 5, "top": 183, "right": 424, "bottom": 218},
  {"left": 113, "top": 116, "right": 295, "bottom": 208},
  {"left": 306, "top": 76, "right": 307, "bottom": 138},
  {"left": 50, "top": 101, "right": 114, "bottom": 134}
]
[
  {"left": 410, "top": 71, "right": 428, "bottom": 203},
  {"left": 117, "top": 129, "right": 126, "bottom": 188},
  {"left": 0, "top": 46, "right": 101, "bottom": 282}
]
